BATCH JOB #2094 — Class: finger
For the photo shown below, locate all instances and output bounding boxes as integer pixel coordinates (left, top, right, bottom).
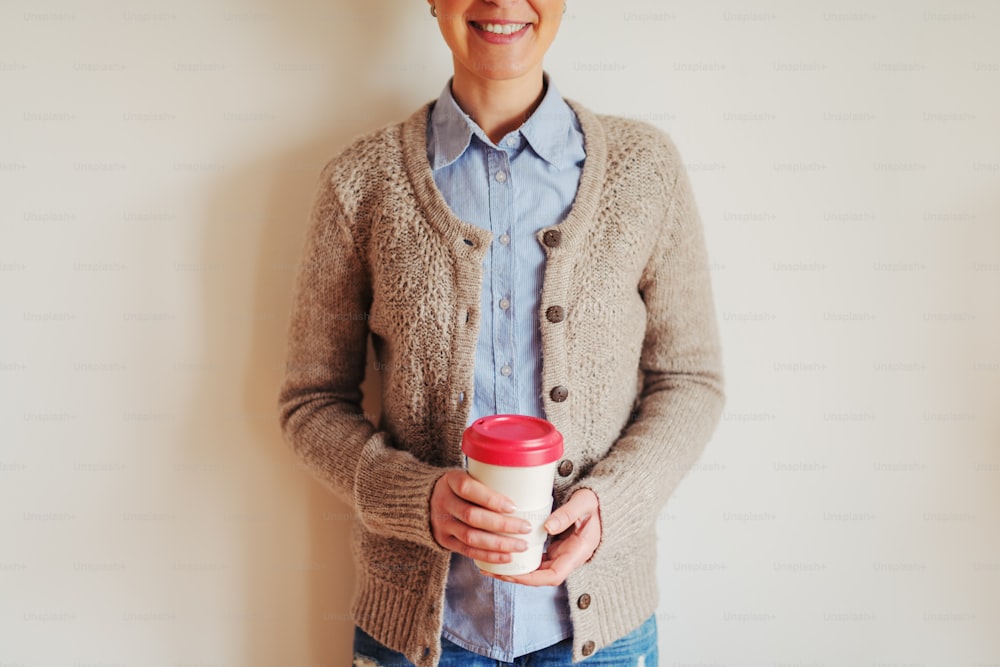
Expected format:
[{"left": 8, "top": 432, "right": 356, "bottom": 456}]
[
  {"left": 538, "top": 538, "right": 589, "bottom": 583},
  {"left": 444, "top": 535, "right": 517, "bottom": 564},
  {"left": 450, "top": 520, "right": 530, "bottom": 554},
  {"left": 508, "top": 520, "right": 601, "bottom": 586},
  {"left": 441, "top": 494, "right": 531, "bottom": 552},
  {"left": 448, "top": 472, "right": 518, "bottom": 513},
  {"left": 494, "top": 559, "right": 564, "bottom": 587},
  {"left": 542, "top": 535, "right": 574, "bottom": 562},
  {"left": 480, "top": 545, "right": 565, "bottom": 586},
  {"left": 543, "top": 491, "right": 597, "bottom": 535},
  {"left": 537, "top": 508, "right": 594, "bottom": 554},
  {"left": 492, "top": 540, "right": 585, "bottom": 587},
  {"left": 548, "top": 534, "right": 592, "bottom": 565},
  {"left": 442, "top": 494, "right": 532, "bottom": 535},
  {"left": 480, "top": 569, "right": 547, "bottom": 587}
]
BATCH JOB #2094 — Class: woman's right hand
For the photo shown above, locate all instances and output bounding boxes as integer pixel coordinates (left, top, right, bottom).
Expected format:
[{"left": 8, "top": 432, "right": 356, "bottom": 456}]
[{"left": 430, "top": 470, "right": 533, "bottom": 563}]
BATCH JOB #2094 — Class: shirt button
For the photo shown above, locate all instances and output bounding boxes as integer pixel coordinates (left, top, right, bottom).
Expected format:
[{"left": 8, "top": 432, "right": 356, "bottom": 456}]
[
  {"left": 545, "top": 305, "right": 565, "bottom": 323},
  {"left": 506, "top": 137, "right": 517, "bottom": 147},
  {"left": 499, "top": 233, "right": 510, "bottom": 245},
  {"left": 495, "top": 171, "right": 507, "bottom": 183},
  {"left": 550, "top": 385, "right": 568, "bottom": 402},
  {"left": 581, "top": 640, "right": 596, "bottom": 656},
  {"left": 558, "top": 459, "right": 574, "bottom": 477},
  {"left": 501, "top": 364, "right": 512, "bottom": 377},
  {"left": 577, "top": 593, "right": 592, "bottom": 610},
  {"left": 543, "top": 229, "right": 562, "bottom": 248},
  {"left": 499, "top": 298, "right": 510, "bottom": 310}
]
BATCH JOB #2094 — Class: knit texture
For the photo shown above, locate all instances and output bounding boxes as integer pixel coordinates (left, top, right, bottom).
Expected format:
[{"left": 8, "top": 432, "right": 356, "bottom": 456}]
[{"left": 277, "top": 98, "right": 725, "bottom": 666}]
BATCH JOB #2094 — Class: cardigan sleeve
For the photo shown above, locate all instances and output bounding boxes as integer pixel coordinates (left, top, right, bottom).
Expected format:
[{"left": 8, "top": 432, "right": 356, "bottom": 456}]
[
  {"left": 566, "top": 135, "right": 726, "bottom": 557},
  {"left": 276, "top": 160, "right": 448, "bottom": 553}
]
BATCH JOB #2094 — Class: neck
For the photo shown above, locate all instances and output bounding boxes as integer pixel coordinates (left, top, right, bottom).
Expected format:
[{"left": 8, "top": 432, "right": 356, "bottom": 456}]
[{"left": 450, "top": 66, "right": 546, "bottom": 144}]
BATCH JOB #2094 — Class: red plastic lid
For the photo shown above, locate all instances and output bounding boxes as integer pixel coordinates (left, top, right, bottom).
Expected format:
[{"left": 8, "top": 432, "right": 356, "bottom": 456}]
[{"left": 462, "top": 414, "right": 564, "bottom": 467}]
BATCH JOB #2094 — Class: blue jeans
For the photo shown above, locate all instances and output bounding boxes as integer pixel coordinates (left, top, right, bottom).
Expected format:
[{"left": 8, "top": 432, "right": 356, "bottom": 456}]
[{"left": 353, "top": 614, "right": 657, "bottom": 666}]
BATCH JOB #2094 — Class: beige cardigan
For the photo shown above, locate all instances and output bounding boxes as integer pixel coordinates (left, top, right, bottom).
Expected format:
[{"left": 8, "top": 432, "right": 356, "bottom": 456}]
[{"left": 277, "top": 98, "right": 725, "bottom": 666}]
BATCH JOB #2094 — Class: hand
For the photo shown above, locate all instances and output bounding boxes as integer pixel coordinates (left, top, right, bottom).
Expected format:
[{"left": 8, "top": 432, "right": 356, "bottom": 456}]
[
  {"left": 482, "top": 488, "right": 602, "bottom": 587},
  {"left": 430, "top": 470, "right": 534, "bottom": 564}
]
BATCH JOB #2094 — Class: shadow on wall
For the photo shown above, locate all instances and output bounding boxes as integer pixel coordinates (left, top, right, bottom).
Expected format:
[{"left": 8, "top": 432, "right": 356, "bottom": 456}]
[{"left": 193, "top": 0, "right": 427, "bottom": 663}]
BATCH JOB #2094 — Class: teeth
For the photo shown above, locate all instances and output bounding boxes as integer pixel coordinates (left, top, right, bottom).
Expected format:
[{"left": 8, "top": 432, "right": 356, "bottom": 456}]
[{"left": 476, "top": 22, "right": 528, "bottom": 35}]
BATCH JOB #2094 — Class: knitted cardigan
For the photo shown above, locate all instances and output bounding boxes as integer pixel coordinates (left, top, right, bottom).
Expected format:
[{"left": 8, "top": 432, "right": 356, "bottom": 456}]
[{"left": 276, "top": 97, "right": 725, "bottom": 666}]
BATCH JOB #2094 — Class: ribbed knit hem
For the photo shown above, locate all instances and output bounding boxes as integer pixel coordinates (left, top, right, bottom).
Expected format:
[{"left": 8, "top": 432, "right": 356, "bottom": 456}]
[
  {"left": 353, "top": 561, "right": 450, "bottom": 667},
  {"left": 565, "top": 546, "right": 659, "bottom": 662},
  {"left": 353, "top": 544, "right": 659, "bottom": 666}
]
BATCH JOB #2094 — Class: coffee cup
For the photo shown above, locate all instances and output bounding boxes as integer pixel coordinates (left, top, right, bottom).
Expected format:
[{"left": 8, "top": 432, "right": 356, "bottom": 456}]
[{"left": 461, "top": 414, "right": 564, "bottom": 575}]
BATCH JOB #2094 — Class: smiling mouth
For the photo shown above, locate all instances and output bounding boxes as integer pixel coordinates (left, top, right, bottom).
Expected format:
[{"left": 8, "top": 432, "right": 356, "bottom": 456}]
[{"left": 470, "top": 21, "right": 530, "bottom": 35}]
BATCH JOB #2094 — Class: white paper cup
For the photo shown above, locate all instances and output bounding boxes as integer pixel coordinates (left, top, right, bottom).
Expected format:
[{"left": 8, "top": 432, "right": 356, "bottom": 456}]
[
  {"left": 466, "top": 458, "right": 559, "bottom": 509},
  {"left": 461, "top": 415, "right": 565, "bottom": 576}
]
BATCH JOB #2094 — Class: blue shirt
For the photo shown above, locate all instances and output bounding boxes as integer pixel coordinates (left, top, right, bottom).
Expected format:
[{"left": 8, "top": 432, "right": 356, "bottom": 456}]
[{"left": 427, "top": 75, "right": 586, "bottom": 661}]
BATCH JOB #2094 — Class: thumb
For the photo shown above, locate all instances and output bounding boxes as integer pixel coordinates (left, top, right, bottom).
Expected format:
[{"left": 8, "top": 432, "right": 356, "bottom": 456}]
[{"left": 543, "top": 491, "right": 595, "bottom": 534}]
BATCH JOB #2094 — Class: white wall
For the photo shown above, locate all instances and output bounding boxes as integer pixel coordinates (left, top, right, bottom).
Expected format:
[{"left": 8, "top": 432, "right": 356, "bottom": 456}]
[{"left": 2, "top": 0, "right": 998, "bottom": 664}]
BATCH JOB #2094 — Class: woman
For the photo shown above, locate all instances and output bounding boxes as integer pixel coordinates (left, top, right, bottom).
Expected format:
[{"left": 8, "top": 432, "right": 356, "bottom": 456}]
[{"left": 277, "top": 1, "right": 725, "bottom": 665}]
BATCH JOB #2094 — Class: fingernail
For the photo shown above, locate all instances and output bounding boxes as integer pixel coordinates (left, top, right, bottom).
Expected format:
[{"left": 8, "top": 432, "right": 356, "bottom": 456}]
[
  {"left": 502, "top": 501, "right": 517, "bottom": 513},
  {"left": 518, "top": 521, "right": 532, "bottom": 534}
]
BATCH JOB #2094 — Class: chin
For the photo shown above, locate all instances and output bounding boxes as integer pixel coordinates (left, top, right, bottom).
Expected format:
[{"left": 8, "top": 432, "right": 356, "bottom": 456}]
[{"left": 466, "top": 60, "right": 537, "bottom": 81}]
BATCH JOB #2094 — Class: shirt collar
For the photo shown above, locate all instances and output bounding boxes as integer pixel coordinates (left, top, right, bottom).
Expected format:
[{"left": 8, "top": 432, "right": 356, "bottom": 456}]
[{"left": 429, "top": 73, "right": 577, "bottom": 171}]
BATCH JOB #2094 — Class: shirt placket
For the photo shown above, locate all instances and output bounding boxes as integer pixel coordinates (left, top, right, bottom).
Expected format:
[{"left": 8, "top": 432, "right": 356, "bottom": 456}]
[{"left": 488, "top": 146, "right": 517, "bottom": 416}]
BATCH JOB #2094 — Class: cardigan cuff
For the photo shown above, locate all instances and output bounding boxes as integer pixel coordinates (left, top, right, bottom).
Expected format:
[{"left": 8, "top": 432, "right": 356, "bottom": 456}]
[
  {"left": 353, "top": 433, "right": 451, "bottom": 553},
  {"left": 565, "top": 386, "right": 724, "bottom": 561},
  {"left": 567, "top": 469, "right": 654, "bottom": 562}
]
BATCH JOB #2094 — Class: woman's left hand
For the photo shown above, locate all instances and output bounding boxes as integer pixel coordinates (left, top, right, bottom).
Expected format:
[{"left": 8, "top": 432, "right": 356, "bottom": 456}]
[{"left": 481, "top": 488, "right": 601, "bottom": 587}]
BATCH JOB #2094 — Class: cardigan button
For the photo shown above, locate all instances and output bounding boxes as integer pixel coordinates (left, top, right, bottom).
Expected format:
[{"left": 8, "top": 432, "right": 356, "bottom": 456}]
[
  {"left": 581, "top": 640, "right": 596, "bottom": 656},
  {"left": 550, "top": 385, "right": 568, "bottom": 402},
  {"left": 557, "top": 459, "right": 574, "bottom": 477},
  {"left": 577, "top": 593, "right": 592, "bottom": 610},
  {"left": 543, "top": 229, "right": 562, "bottom": 248},
  {"left": 545, "top": 305, "right": 565, "bottom": 323}
]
